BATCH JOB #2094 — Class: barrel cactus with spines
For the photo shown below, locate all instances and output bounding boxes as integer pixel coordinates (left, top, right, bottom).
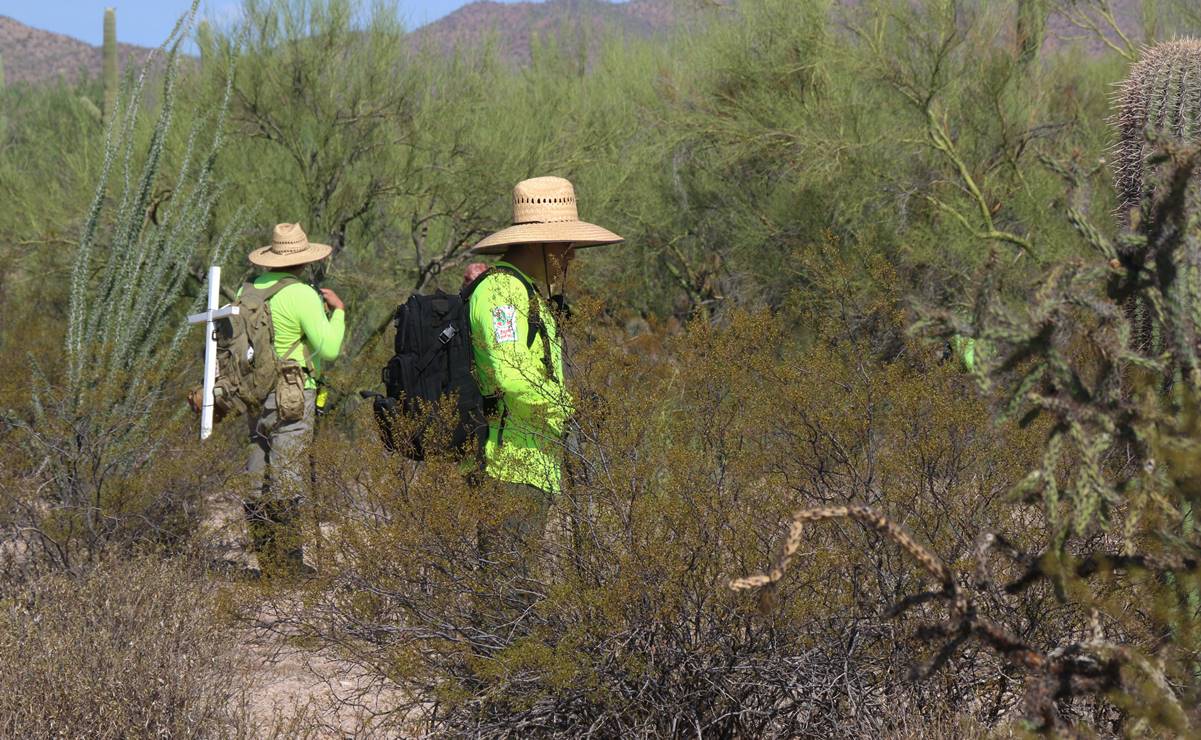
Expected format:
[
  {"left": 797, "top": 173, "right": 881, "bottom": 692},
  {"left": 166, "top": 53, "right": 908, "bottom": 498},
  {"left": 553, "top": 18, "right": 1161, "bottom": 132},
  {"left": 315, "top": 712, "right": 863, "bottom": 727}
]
[
  {"left": 1115, "top": 40, "right": 1201, "bottom": 388},
  {"left": 1115, "top": 40, "right": 1201, "bottom": 219}
]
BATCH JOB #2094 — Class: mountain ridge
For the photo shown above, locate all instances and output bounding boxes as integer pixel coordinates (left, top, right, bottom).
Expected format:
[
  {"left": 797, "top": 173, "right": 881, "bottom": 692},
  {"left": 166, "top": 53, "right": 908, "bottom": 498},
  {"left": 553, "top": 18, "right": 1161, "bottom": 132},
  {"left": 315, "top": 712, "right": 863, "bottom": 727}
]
[
  {"left": 409, "top": 0, "right": 676, "bottom": 65},
  {"left": 0, "top": 1, "right": 1159, "bottom": 87},
  {"left": 0, "top": 15, "right": 157, "bottom": 86}
]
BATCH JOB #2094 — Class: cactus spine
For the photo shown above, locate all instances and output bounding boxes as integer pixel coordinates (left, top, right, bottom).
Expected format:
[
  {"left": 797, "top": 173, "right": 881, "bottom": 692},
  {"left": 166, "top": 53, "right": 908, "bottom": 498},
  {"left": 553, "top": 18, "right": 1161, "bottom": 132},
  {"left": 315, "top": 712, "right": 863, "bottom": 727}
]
[{"left": 103, "top": 7, "right": 118, "bottom": 121}]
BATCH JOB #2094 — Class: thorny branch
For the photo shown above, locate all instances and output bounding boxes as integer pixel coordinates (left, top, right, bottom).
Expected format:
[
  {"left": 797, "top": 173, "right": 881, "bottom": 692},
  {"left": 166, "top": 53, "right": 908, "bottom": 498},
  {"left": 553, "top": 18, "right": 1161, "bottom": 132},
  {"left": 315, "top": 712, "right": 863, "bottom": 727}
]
[
  {"left": 1052, "top": 0, "right": 1140, "bottom": 63},
  {"left": 730, "top": 504, "right": 1187, "bottom": 732}
]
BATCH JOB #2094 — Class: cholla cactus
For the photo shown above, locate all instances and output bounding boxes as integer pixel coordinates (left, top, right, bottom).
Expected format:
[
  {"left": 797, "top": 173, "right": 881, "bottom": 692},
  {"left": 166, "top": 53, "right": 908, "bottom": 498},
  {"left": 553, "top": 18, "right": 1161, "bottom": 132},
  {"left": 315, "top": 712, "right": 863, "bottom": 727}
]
[
  {"left": 1139, "top": 145, "right": 1201, "bottom": 390},
  {"left": 1115, "top": 40, "right": 1201, "bottom": 219}
]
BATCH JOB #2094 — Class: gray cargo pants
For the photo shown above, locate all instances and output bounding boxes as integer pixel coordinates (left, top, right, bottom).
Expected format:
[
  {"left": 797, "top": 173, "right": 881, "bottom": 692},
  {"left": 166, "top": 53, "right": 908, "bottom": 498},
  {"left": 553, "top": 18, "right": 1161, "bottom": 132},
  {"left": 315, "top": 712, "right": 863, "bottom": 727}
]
[
  {"left": 244, "top": 389, "right": 316, "bottom": 574},
  {"left": 475, "top": 481, "right": 552, "bottom": 622}
]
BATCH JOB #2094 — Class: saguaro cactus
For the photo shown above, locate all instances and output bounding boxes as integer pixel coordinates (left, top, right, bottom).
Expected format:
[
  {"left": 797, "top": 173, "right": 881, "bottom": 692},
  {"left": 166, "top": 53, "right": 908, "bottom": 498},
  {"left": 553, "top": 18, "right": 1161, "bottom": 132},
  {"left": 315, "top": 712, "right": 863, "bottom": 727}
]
[
  {"left": 196, "top": 20, "right": 213, "bottom": 64},
  {"left": 0, "top": 52, "right": 6, "bottom": 140},
  {"left": 1115, "top": 40, "right": 1201, "bottom": 218},
  {"left": 103, "top": 7, "right": 118, "bottom": 121}
]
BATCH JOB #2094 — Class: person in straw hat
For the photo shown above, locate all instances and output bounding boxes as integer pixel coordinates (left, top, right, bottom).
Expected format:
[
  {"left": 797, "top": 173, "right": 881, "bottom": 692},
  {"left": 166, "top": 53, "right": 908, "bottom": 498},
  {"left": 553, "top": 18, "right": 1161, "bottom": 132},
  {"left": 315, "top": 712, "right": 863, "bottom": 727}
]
[
  {"left": 243, "top": 223, "right": 346, "bottom": 577},
  {"left": 465, "top": 176, "right": 621, "bottom": 600}
]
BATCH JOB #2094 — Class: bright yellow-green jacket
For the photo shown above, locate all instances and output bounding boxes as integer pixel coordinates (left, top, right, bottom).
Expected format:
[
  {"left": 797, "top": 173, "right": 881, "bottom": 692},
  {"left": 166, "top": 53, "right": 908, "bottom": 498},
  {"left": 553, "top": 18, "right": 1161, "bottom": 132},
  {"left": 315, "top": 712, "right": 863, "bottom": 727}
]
[
  {"left": 245, "top": 272, "right": 345, "bottom": 390},
  {"left": 468, "top": 262, "right": 573, "bottom": 493},
  {"left": 950, "top": 335, "right": 978, "bottom": 373}
]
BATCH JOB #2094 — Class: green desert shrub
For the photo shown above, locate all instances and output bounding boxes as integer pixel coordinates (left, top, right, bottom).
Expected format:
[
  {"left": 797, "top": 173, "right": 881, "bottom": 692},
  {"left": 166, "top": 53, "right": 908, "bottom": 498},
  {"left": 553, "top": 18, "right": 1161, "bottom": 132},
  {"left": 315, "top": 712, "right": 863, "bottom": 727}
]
[{"left": 244, "top": 302, "right": 1043, "bottom": 737}]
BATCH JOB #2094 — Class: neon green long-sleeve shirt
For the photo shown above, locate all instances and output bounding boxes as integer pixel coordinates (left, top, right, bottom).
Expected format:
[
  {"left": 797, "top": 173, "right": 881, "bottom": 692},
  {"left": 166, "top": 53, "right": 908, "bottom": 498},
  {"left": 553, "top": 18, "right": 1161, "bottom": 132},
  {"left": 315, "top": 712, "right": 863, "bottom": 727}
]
[
  {"left": 468, "top": 262, "right": 573, "bottom": 493},
  {"left": 246, "top": 272, "right": 345, "bottom": 389}
]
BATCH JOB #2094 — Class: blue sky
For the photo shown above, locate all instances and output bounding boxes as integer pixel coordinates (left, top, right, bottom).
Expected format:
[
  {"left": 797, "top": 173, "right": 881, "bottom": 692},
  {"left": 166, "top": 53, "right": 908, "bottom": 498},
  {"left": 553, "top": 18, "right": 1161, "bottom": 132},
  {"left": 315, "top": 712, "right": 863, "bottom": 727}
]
[{"left": 0, "top": 1, "right": 541, "bottom": 46}]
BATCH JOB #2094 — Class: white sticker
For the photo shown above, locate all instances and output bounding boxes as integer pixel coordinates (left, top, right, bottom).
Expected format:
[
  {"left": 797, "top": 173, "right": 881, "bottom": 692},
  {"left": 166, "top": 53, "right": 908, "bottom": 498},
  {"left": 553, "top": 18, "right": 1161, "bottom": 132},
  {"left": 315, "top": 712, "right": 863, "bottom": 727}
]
[{"left": 492, "top": 305, "right": 517, "bottom": 344}]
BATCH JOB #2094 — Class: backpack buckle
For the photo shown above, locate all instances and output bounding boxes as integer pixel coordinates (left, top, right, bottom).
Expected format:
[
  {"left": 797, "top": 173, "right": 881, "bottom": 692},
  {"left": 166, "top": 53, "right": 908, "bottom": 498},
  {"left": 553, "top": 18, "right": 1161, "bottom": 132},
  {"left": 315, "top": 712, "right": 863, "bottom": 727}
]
[{"left": 438, "top": 326, "right": 457, "bottom": 344}]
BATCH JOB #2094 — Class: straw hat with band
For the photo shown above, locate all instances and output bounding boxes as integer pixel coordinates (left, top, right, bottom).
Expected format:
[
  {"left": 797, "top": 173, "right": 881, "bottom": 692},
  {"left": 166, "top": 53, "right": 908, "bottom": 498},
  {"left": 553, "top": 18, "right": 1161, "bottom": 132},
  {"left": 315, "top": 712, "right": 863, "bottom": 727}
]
[
  {"left": 470, "top": 176, "right": 622, "bottom": 255},
  {"left": 249, "top": 223, "right": 333, "bottom": 268}
]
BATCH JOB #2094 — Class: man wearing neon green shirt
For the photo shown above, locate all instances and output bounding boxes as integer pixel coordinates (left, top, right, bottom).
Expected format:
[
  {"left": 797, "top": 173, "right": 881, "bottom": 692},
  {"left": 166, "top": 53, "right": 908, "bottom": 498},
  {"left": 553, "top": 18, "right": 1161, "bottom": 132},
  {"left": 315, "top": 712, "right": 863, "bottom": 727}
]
[
  {"left": 243, "top": 223, "right": 346, "bottom": 576},
  {"left": 466, "top": 176, "right": 621, "bottom": 593}
]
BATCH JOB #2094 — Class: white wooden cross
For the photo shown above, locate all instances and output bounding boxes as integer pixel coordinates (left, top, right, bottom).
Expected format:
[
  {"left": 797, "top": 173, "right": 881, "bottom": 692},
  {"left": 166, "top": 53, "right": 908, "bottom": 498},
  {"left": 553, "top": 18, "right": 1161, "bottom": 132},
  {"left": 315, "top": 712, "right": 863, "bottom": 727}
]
[{"left": 187, "top": 265, "right": 239, "bottom": 440}]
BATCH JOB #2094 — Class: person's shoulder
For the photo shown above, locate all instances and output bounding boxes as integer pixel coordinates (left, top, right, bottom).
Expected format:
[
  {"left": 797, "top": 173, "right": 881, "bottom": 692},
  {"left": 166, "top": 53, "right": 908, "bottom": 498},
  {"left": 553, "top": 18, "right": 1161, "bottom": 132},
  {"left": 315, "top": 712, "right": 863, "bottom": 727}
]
[
  {"left": 262, "top": 275, "right": 319, "bottom": 311},
  {"left": 272, "top": 275, "right": 317, "bottom": 296},
  {"left": 472, "top": 270, "right": 529, "bottom": 302}
]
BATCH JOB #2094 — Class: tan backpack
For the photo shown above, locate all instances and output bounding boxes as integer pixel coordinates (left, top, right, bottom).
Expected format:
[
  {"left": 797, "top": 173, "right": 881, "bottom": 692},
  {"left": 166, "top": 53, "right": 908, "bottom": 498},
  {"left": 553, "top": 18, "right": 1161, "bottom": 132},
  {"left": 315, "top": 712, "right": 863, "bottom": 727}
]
[{"left": 212, "top": 277, "right": 310, "bottom": 422}]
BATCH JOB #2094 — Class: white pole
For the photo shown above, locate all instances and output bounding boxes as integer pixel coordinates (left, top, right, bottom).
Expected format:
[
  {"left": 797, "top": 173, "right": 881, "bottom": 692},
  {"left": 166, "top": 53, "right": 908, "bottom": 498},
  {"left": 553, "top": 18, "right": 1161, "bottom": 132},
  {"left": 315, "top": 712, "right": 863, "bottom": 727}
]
[
  {"left": 187, "top": 266, "right": 238, "bottom": 442},
  {"left": 200, "top": 265, "right": 221, "bottom": 440}
]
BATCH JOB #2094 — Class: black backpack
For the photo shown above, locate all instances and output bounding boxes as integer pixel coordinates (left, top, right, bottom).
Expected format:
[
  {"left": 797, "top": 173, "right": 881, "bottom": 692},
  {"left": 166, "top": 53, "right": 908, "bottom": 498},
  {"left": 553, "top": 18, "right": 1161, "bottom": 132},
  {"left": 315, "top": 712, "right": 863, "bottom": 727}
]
[{"left": 370, "top": 267, "right": 551, "bottom": 460}]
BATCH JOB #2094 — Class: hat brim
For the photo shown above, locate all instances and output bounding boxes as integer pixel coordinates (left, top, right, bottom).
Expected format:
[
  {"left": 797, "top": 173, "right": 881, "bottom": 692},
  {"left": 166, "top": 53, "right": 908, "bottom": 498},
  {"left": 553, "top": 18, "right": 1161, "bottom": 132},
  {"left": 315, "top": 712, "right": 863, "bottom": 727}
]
[
  {"left": 469, "top": 221, "right": 623, "bottom": 255},
  {"left": 248, "top": 242, "right": 333, "bottom": 268}
]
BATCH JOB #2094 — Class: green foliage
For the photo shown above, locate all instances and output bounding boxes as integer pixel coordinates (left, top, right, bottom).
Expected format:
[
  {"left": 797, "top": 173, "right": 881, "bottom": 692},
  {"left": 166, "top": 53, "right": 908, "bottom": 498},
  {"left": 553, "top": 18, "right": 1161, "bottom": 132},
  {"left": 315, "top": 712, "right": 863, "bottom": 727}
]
[
  {"left": 0, "top": 55, "right": 6, "bottom": 144},
  {"left": 8, "top": 1, "right": 246, "bottom": 568},
  {"left": 268, "top": 306, "right": 1032, "bottom": 736},
  {"left": 201, "top": 0, "right": 529, "bottom": 369},
  {"left": 896, "top": 37, "right": 1201, "bottom": 735},
  {"left": 1016, "top": 0, "right": 1048, "bottom": 67},
  {"left": 103, "top": 7, "right": 117, "bottom": 122},
  {"left": 195, "top": 20, "right": 213, "bottom": 62},
  {"left": 6, "top": 0, "right": 1201, "bottom": 734}
]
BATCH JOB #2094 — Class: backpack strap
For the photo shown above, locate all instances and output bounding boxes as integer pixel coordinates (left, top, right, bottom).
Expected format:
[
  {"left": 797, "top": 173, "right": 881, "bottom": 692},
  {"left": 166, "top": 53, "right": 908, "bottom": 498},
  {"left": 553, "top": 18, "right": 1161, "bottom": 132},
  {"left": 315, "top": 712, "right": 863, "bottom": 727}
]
[
  {"left": 463, "top": 267, "right": 557, "bottom": 383},
  {"left": 241, "top": 275, "right": 299, "bottom": 302},
  {"left": 243, "top": 276, "right": 315, "bottom": 374},
  {"left": 282, "top": 336, "right": 315, "bottom": 375}
]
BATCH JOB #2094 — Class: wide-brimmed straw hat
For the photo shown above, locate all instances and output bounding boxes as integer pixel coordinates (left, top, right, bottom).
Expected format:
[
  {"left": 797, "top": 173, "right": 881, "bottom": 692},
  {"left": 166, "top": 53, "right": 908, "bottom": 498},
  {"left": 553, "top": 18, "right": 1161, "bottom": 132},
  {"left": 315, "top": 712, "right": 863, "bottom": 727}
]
[
  {"left": 470, "top": 176, "right": 623, "bottom": 255},
  {"left": 248, "top": 223, "right": 333, "bottom": 268}
]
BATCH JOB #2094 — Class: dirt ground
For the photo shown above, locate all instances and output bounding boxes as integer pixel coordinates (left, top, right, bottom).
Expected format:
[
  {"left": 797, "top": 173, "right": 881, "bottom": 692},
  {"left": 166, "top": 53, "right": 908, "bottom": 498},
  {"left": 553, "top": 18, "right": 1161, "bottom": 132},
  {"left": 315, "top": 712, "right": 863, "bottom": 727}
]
[
  {"left": 203, "top": 490, "right": 409, "bottom": 738},
  {"left": 238, "top": 611, "right": 406, "bottom": 737}
]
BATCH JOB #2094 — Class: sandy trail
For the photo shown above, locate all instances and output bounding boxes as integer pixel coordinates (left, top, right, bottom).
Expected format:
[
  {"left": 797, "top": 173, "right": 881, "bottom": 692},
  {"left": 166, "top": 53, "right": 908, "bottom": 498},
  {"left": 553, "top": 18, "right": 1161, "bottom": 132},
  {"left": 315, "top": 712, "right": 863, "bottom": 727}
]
[{"left": 204, "top": 490, "right": 409, "bottom": 738}]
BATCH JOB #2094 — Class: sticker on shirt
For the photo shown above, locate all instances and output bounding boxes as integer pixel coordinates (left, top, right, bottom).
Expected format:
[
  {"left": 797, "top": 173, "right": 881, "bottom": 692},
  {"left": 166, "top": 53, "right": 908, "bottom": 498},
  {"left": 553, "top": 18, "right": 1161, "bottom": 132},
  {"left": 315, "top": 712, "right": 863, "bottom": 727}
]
[{"left": 491, "top": 305, "right": 518, "bottom": 344}]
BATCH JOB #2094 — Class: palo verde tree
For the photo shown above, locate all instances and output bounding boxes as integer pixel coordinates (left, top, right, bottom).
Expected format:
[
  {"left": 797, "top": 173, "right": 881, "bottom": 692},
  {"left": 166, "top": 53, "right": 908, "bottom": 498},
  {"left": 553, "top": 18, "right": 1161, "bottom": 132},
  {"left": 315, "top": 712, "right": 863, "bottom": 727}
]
[
  {"left": 212, "top": 0, "right": 416, "bottom": 276},
  {"left": 206, "top": 0, "right": 520, "bottom": 374}
]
